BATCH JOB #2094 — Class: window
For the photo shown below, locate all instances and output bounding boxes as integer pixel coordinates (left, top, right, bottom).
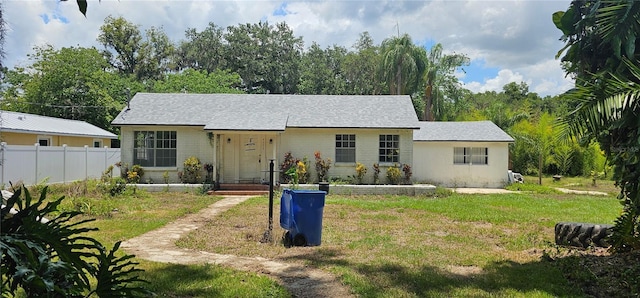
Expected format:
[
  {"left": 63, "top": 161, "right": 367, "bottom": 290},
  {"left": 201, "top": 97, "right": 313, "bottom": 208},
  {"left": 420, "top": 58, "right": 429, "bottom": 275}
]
[
  {"left": 379, "top": 134, "right": 399, "bottom": 163},
  {"left": 454, "top": 147, "right": 488, "bottom": 165},
  {"left": 93, "top": 139, "right": 103, "bottom": 148},
  {"left": 133, "top": 131, "right": 177, "bottom": 167},
  {"left": 37, "top": 136, "right": 51, "bottom": 146},
  {"left": 335, "top": 134, "right": 356, "bottom": 163},
  {"left": 454, "top": 147, "right": 470, "bottom": 164},
  {"left": 471, "top": 147, "right": 488, "bottom": 165}
]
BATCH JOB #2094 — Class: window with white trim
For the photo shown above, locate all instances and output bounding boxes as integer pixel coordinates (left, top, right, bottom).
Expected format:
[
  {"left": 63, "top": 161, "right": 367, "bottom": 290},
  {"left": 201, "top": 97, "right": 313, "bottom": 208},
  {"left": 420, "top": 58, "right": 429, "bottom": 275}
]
[
  {"left": 379, "top": 134, "right": 399, "bottom": 163},
  {"left": 335, "top": 134, "right": 356, "bottom": 163},
  {"left": 37, "top": 136, "right": 52, "bottom": 146},
  {"left": 93, "top": 139, "right": 103, "bottom": 148},
  {"left": 454, "top": 147, "right": 488, "bottom": 165},
  {"left": 133, "top": 131, "right": 177, "bottom": 167}
]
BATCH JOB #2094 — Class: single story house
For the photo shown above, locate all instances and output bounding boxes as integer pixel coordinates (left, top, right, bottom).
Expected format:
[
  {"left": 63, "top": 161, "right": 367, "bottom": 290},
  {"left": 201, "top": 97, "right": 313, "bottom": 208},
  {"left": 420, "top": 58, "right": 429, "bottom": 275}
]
[
  {"left": 0, "top": 110, "right": 117, "bottom": 148},
  {"left": 111, "top": 93, "right": 419, "bottom": 184},
  {"left": 412, "top": 121, "right": 514, "bottom": 188}
]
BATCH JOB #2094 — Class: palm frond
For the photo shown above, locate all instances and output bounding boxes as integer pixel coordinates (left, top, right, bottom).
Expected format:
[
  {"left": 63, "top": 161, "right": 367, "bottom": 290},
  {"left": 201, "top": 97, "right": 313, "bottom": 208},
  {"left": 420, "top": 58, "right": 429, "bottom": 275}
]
[{"left": 560, "top": 59, "right": 640, "bottom": 142}]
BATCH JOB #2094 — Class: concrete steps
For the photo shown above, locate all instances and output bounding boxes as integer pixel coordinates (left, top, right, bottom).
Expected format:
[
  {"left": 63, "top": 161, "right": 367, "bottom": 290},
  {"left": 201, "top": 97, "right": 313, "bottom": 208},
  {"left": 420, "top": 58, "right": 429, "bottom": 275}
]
[{"left": 208, "top": 184, "right": 272, "bottom": 196}]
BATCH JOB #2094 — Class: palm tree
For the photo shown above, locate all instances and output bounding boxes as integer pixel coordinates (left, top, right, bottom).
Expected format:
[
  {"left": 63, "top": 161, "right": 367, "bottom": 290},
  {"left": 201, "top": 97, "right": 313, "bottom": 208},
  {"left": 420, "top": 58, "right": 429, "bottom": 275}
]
[
  {"left": 379, "top": 34, "right": 426, "bottom": 95},
  {"left": 560, "top": 61, "right": 640, "bottom": 252},
  {"left": 423, "top": 43, "right": 469, "bottom": 121},
  {"left": 555, "top": 0, "right": 640, "bottom": 252}
]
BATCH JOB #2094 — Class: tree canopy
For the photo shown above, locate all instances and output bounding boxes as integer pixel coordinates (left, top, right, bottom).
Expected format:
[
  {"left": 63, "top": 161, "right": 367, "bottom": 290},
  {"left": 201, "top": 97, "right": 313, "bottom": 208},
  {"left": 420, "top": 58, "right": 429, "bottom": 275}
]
[{"left": 1, "top": 16, "right": 608, "bottom": 189}]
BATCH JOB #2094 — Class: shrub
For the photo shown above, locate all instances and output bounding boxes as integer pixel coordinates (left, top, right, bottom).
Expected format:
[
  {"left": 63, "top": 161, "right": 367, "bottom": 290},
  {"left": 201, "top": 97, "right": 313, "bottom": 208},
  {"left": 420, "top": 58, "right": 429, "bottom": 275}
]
[
  {"left": 355, "top": 162, "right": 367, "bottom": 184},
  {"left": 181, "top": 156, "right": 202, "bottom": 184},
  {"left": 279, "top": 152, "right": 299, "bottom": 183},
  {"left": 296, "top": 158, "right": 310, "bottom": 184},
  {"left": 386, "top": 165, "right": 402, "bottom": 185},
  {"left": 373, "top": 163, "right": 380, "bottom": 185},
  {"left": 314, "top": 151, "right": 332, "bottom": 182},
  {"left": 130, "top": 165, "right": 145, "bottom": 180},
  {"left": 402, "top": 164, "right": 412, "bottom": 184},
  {"left": 203, "top": 163, "right": 214, "bottom": 183}
]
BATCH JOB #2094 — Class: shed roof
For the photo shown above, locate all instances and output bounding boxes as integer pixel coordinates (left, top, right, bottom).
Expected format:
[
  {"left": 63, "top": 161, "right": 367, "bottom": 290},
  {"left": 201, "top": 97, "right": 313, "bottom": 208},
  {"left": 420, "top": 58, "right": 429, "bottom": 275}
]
[
  {"left": 0, "top": 110, "right": 117, "bottom": 139},
  {"left": 111, "top": 93, "right": 420, "bottom": 131},
  {"left": 413, "top": 121, "right": 514, "bottom": 142}
]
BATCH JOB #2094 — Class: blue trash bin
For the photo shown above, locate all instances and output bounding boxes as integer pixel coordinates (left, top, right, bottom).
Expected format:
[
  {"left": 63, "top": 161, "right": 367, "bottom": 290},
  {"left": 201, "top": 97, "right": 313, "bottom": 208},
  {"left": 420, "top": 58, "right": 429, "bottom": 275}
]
[
  {"left": 280, "top": 189, "right": 294, "bottom": 230},
  {"left": 280, "top": 189, "right": 326, "bottom": 246}
]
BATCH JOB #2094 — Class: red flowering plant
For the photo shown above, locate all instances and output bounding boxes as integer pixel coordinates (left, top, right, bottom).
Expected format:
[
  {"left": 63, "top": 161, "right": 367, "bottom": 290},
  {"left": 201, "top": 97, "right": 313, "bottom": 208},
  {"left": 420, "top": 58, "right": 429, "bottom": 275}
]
[{"left": 314, "top": 151, "right": 332, "bottom": 182}]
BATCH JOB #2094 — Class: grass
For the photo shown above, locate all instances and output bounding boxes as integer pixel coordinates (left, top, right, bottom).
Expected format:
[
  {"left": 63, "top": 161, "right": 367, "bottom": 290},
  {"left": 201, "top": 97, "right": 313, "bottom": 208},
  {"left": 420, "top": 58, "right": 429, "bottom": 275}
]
[
  {"left": 517, "top": 175, "right": 620, "bottom": 195},
  {"left": 137, "top": 261, "right": 288, "bottom": 297},
  {"left": 178, "top": 191, "right": 622, "bottom": 297},
  {"left": 34, "top": 182, "right": 290, "bottom": 298},
  {"left": 26, "top": 179, "right": 630, "bottom": 297}
]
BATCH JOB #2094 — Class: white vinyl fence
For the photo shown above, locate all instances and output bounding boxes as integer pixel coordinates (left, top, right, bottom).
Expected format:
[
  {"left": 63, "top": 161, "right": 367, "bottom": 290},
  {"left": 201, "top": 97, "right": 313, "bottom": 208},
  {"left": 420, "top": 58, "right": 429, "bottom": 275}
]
[{"left": 0, "top": 143, "right": 121, "bottom": 186}]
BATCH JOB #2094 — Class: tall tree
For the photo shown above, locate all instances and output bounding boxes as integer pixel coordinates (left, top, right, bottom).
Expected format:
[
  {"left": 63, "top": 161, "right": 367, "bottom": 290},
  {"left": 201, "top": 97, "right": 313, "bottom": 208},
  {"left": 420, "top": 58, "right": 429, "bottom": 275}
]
[
  {"left": 136, "top": 26, "right": 175, "bottom": 80},
  {"left": 342, "top": 32, "right": 383, "bottom": 95},
  {"left": 554, "top": 0, "right": 640, "bottom": 252},
  {"left": 422, "top": 43, "right": 469, "bottom": 120},
  {"left": 177, "top": 22, "right": 227, "bottom": 72},
  {"left": 298, "top": 43, "right": 347, "bottom": 94},
  {"left": 98, "top": 16, "right": 175, "bottom": 81},
  {"left": 379, "top": 34, "right": 426, "bottom": 95},
  {"left": 98, "top": 16, "right": 143, "bottom": 76},
  {"left": 10, "top": 45, "right": 139, "bottom": 132},
  {"left": 224, "top": 21, "right": 303, "bottom": 94},
  {"left": 152, "top": 69, "right": 242, "bottom": 94}
]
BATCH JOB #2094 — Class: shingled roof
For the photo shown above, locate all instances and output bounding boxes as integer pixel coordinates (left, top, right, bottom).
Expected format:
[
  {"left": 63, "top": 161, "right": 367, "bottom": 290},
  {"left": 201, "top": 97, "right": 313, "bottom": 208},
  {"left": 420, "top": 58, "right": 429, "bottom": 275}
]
[
  {"left": 0, "top": 110, "right": 117, "bottom": 139},
  {"left": 112, "top": 93, "right": 420, "bottom": 131},
  {"left": 413, "top": 121, "right": 514, "bottom": 142}
]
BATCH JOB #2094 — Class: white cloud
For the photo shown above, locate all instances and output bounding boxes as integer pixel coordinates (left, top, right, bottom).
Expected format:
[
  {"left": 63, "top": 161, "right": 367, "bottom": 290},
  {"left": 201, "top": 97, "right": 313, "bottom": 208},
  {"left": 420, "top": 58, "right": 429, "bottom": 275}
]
[
  {"left": 2, "top": 0, "right": 575, "bottom": 96},
  {"left": 464, "top": 69, "right": 527, "bottom": 93}
]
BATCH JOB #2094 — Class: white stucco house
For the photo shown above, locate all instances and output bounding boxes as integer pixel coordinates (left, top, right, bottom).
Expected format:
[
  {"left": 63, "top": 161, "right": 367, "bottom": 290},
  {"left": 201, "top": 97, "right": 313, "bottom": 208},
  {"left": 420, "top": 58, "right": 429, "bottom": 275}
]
[
  {"left": 412, "top": 121, "right": 514, "bottom": 188},
  {"left": 111, "top": 93, "right": 419, "bottom": 184}
]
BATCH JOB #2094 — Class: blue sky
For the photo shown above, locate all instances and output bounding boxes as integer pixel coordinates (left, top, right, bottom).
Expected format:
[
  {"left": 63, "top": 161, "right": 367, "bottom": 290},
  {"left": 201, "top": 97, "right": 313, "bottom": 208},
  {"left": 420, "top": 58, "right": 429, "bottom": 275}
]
[
  {"left": 3, "top": 0, "right": 574, "bottom": 96},
  {"left": 462, "top": 60, "right": 500, "bottom": 87}
]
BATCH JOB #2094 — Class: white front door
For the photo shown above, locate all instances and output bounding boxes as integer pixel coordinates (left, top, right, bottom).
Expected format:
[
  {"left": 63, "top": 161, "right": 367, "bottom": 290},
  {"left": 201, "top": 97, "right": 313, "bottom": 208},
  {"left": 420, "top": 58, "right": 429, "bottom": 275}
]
[{"left": 239, "top": 135, "right": 264, "bottom": 182}]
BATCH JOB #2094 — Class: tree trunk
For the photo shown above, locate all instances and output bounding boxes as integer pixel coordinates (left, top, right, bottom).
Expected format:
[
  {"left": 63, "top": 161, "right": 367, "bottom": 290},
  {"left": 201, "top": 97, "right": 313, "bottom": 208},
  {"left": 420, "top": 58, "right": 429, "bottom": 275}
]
[
  {"left": 538, "top": 152, "right": 543, "bottom": 185},
  {"left": 424, "top": 84, "right": 434, "bottom": 121},
  {"left": 395, "top": 67, "right": 402, "bottom": 95}
]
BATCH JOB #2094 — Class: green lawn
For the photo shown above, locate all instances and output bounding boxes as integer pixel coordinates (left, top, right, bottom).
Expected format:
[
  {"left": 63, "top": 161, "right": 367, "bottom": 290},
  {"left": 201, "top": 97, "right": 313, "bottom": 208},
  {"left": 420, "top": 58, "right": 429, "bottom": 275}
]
[
  {"left": 179, "top": 190, "right": 621, "bottom": 297},
  {"left": 39, "top": 180, "right": 624, "bottom": 297}
]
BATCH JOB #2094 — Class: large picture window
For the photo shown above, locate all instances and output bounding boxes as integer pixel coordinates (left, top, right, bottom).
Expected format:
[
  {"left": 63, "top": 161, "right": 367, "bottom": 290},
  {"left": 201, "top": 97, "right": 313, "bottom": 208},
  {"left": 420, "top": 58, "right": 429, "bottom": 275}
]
[
  {"left": 134, "top": 131, "right": 177, "bottom": 167},
  {"left": 379, "top": 134, "right": 399, "bottom": 163},
  {"left": 454, "top": 147, "right": 488, "bottom": 165},
  {"left": 335, "top": 134, "right": 356, "bottom": 163}
]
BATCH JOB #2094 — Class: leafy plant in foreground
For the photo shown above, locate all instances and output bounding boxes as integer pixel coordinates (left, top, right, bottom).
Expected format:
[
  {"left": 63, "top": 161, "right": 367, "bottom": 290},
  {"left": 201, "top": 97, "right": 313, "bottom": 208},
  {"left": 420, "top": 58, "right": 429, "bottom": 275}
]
[{"left": 1, "top": 186, "right": 152, "bottom": 297}]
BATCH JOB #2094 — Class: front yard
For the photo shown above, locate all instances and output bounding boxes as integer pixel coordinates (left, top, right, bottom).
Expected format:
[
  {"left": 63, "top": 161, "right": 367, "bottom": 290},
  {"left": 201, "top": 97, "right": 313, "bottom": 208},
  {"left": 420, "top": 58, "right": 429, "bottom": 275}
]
[
  {"left": 38, "top": 180, "right": 637, "bottom": 297},
  {"left": 177, "top": 190, "right": 629, "bottom": 297}
]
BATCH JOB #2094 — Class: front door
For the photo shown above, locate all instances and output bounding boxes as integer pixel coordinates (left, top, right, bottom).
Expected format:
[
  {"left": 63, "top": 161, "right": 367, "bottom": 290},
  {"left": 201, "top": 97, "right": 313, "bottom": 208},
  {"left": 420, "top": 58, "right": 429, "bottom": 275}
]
[{"left": 239, "top": 135, "right": 263, "bottom": 182}]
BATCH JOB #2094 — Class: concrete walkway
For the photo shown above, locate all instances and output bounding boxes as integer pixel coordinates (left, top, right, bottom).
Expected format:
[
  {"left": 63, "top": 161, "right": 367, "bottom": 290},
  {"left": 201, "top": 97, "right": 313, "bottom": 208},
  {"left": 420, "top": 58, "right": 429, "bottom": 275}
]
[
  {"left": 450, "top": 188, "right": 516, "bottom": 194},
  {"left": 554, "top": 187, "right": 610, "bottom": 196},
  {"left": 121, "top": 196, "right": 353, "bottom": 298}
]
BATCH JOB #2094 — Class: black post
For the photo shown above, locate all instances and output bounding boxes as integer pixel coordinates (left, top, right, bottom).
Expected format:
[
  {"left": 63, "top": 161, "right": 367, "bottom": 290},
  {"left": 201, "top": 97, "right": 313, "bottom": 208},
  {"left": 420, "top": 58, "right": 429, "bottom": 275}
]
[
  {"left": 261, "top": 159, "right": 275, "bottom": 243},
  {"left": 268, "top": 159, "right": 274, "bottom": 232}
]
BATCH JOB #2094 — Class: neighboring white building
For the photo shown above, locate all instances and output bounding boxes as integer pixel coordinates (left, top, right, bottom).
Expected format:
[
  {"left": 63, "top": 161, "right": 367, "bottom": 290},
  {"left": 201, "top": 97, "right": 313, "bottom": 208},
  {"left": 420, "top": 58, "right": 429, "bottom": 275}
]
[
  {"left": 0, "top": 110, "right": 117, "bottom": 147},
  {"left": 413, "top": 121, "right": 514, "bottom": 188},
  {"left": 111, "top": 93, "right": 419, "bottom": 184}
]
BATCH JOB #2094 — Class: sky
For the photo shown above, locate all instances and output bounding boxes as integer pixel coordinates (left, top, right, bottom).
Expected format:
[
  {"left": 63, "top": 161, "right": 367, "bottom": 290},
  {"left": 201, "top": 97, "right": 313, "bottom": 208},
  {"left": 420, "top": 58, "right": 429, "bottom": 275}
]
[{"left": 2, "top": 0, "right": 574, "bottom": 97}]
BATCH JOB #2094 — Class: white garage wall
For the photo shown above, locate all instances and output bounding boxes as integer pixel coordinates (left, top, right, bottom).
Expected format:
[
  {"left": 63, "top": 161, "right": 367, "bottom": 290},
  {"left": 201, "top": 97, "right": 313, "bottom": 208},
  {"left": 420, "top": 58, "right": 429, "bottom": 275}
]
[{"left": 413, "top": 141, "right": 510, "bottom": 188}]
